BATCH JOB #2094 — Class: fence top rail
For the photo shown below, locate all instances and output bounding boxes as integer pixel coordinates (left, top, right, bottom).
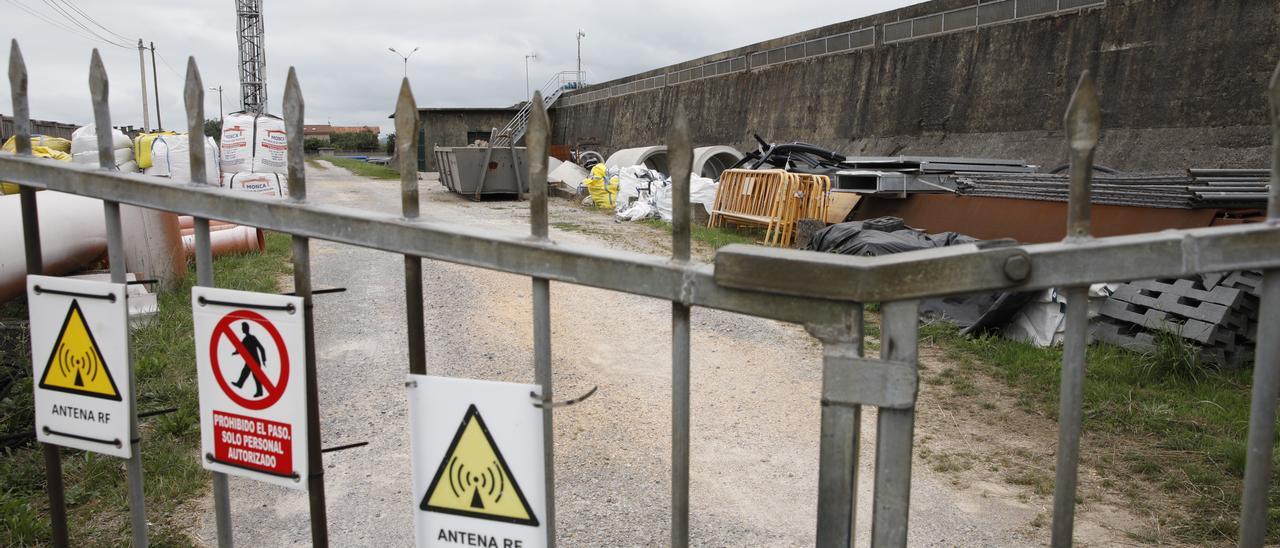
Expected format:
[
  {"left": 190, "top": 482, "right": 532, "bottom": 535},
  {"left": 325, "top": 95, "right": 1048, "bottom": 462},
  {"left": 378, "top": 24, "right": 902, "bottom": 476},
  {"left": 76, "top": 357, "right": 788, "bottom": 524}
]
[{"left": 0, "top": 153, "right": 853, "bottom": 325}]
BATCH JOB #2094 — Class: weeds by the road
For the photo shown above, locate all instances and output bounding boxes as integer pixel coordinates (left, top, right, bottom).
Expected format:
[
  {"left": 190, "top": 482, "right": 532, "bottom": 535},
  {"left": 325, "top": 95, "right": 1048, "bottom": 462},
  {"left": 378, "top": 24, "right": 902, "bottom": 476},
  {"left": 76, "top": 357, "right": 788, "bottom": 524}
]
[
  {"left": 319, "top": 156, "right": 399, "bottom": 179},
  {"left": 918, "top": 320, "right": 1275, "bottom": 544},
  {"left": 640, "top": 219, "right": 763, "bottom": 249},
  {"left": 0, "top": 233, "right": 292, "bottom": 546}
]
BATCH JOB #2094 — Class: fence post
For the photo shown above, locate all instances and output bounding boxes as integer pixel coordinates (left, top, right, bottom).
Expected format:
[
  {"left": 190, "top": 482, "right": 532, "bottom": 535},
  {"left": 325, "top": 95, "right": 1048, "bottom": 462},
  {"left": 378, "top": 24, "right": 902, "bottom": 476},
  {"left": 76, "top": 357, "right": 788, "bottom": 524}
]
[
  {"left": 666, "top": 105, "right": 694, "bottom": 548},
  {"left": 871, "top": 300, "right": 920, "bottom": 547},
  {"left": 10, "top": 39, "right": 70, "bottom": 548},
  {"left": 526, "top": 91, "right": 557, "bottom": 548},
  {"left": 89, "top": 49, "right": 150, "bottom": 548},
  {"left": 1050, "top": 71, "right": 1099, "bottom": 548},
  {"left": 395, "top": 78, "right": 426, "bottom": 377},
  {"left": 1238, "top": 61, "right": 1280, "bottom": 547},
  {"left": 283, "top": 67, "right": 330, "bottom": 548},
  {"left": 808, "top": 307, "right": 866, "bottom": 546}
]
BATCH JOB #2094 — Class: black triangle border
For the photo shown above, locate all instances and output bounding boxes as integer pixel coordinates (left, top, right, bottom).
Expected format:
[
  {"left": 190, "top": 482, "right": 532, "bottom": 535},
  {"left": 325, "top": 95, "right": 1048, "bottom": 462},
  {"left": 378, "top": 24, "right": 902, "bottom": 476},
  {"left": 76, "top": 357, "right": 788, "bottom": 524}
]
[
  {"left": 419, "top": 403, "right": 539, "bottom": 527},
  {"left": 38, "top": 299, "right": 122, "bottom": 402}
]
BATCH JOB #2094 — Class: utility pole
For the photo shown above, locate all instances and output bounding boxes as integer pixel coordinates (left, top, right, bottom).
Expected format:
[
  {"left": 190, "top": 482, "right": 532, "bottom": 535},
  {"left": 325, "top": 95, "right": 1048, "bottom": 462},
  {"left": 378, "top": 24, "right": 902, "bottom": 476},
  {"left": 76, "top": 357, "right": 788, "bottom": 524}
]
[
  {"left": 576, "top": 30, "right": 586, "bottom": 86},
  {"left": 137, "top": 40, "right": 151, "bottom": 132},
  {"left": 524, "top": 53, "right": 537, "bottom": 100},
  {"left": 150, "top": 42, "right": 161, "bottom": 130},
  {"left": 210, "top": 86, "right": 224, "bottom": 120}
]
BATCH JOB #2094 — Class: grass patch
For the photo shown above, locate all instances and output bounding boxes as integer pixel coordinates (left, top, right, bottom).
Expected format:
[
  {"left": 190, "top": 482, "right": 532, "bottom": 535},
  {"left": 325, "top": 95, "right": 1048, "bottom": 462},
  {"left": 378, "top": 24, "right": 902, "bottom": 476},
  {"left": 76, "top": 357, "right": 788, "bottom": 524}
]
[
  {"left": 921, "top": 320, "right": 1276, "bottom": 543},
  {"left": 318, "top": 156, "right": 399, "bottom": 179},
  {"left": 640, "top": 219, "right": 764, "bottom": 249},
  {"left": 0, "top": 233, "right": 292, "bottom": 546}
]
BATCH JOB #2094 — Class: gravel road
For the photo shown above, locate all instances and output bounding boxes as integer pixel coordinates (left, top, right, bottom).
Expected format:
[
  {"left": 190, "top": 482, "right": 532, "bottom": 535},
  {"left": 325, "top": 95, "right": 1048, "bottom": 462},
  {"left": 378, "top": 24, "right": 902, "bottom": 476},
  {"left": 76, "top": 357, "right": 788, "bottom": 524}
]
[{"left": 191, "top": 162, "right": 1144, "bottom": 546}]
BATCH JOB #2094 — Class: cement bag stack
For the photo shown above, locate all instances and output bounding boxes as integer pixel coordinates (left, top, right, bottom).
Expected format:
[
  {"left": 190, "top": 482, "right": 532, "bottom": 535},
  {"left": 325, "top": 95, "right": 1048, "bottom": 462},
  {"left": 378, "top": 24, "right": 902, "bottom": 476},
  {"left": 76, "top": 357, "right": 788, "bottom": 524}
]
[
  {"left": 0, "top": 135, "right": 73, "bottom": 194},
  {"left": 145, "top": 134, "right": 219, "bottom": 183},
  {"left": 219, "top": 111, "right": 288, "bottom": 198},
  {"left": 71, "top": 124, "right": 138, "bottom": 173}
]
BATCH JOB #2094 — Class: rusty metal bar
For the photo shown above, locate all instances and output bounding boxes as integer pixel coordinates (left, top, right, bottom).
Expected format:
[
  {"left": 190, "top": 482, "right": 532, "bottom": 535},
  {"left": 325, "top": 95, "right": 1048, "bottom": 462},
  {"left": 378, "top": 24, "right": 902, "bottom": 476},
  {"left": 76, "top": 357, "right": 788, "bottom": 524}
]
[
  {"left": 871, "top": 299, "right": 920, "bottom": 547},
  {"left": 284, "top": 67, "right": 330, "bottom": 547},
  {"left": 183, "top": 57, "right": 232, "bottom": 548},
  {"left": 1051, "top": 72, "right": 1100, "bottom": 548},
  {"left": 90, "top": 48, "right": 149, "bottom": 548},
  {"left": 526, "top": 91, "right": 556, "bottom": 547},
  {"left": 666, "top": 105, "right": 694, "bottom": 548},
  {"left": 1239, "top": 61, "right": 1280, "bottom": 548},
  {"left": 10, "top": 39, "right": 70, "bottom": 548}
]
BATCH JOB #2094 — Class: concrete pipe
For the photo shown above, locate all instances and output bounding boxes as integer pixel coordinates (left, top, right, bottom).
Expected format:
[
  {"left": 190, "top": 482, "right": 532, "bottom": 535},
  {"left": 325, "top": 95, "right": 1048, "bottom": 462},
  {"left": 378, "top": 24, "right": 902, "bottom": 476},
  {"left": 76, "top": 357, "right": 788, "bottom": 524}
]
[
  {"left": 692, "top": 146, "right": 744, "bottom": 180},
  {"left": 119, "top": 207, "right": 185, "bottom": 289},
  {"left": 605, "top": 146, "right": 669, "bottom": 174},
  {"left": 0, "top": 191, "right": 108, "bottom": 303},
  {"left": 181, "top": 226, "right": 265, "bottom": 257}
]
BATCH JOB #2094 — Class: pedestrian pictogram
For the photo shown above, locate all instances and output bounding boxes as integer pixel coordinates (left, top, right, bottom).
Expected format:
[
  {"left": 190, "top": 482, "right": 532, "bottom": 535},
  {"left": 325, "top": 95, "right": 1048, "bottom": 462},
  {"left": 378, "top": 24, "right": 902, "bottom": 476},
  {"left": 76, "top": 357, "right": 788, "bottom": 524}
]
[
  {"left": 209, "top": 309, "right": 290, "bottom": 410},
  {"left": 38, "top": 300, "right": 121, "bottom": 400},
  {"left": 410, "top": 375, "right": 547, "bottom": 548},
  {"left": 420, "top": 404, "right": 538, "bottom": 526},
  {"left": 28, "top": 275, "right": 132, "bottom": 458},
  {"left": 194, "top": 287, "right": 308, "bottom": 489}
]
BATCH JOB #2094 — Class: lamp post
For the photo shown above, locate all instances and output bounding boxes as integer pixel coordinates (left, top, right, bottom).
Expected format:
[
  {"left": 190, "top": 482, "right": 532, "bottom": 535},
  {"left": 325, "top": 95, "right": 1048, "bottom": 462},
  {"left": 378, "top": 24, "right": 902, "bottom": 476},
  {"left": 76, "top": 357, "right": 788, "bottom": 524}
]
[
  {"left": 576, "top": 30, "right": 586, "bottom": 86},
  {"left": 524, "top": 52, "right": 537, "bottom": 100},
  {"left": 209, "top": 86, "right": 224, "bottom": 120},
  {"left": 388, "top": 46, "right": 420, "bottom": 78}
]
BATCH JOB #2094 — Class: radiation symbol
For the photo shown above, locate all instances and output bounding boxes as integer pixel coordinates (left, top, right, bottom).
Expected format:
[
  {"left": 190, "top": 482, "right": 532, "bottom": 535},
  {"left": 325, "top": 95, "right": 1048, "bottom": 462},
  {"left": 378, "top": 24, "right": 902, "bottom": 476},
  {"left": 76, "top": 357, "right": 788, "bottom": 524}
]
[
  {"left": 420, "top": 404, "right": 538, "bottom": 526},
  {"left": 38, "top": 300, "right": 121, "bottom": 401}
]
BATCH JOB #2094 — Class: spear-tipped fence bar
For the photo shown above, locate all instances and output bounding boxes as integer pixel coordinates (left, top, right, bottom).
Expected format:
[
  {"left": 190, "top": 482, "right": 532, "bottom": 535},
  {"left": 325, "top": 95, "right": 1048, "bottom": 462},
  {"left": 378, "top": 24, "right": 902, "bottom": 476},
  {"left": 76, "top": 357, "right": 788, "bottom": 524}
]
[{"left": 7, "top": 40, "right": 1280, "bottom": 547}]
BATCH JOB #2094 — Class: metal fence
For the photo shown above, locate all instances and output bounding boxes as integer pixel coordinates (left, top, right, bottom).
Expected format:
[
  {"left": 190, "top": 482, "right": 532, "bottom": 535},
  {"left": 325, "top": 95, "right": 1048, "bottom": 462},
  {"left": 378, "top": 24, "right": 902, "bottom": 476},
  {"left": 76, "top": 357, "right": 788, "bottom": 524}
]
[{"left": 4, "top": 38, "right": 1280, "bottom": 548}]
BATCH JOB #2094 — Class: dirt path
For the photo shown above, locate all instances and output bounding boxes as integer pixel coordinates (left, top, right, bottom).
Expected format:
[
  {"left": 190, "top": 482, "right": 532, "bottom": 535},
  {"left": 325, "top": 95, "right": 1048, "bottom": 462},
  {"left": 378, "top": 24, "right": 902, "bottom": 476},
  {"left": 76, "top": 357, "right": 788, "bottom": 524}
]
[{"left": 189, "top": 165, "right": 1154, "bottom": 546}]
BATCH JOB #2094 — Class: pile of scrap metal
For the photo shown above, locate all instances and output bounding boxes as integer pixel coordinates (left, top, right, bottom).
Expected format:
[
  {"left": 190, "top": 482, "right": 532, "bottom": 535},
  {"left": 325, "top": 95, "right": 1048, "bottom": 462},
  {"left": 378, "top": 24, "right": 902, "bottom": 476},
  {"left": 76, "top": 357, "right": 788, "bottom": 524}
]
[{"left": 808, "top": 216, "right": 1262, "bottom": 368}]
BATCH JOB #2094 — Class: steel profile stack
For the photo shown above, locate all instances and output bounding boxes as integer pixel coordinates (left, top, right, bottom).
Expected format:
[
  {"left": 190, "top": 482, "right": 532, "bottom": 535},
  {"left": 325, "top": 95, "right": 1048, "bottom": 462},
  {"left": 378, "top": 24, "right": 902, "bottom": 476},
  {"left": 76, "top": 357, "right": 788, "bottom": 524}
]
[
  {"left": 952, "top": 169, "right": 1269, "bottom": 209},
  {"left": 1091, "top": 272, "right": 1261, "bottom": 367}
]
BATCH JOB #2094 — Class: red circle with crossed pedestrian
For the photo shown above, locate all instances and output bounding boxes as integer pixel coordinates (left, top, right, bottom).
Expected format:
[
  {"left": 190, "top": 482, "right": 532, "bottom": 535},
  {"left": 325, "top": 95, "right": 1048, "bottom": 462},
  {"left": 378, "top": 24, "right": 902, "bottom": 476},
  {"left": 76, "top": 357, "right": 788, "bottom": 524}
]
[{"left": 209, "top": 309, "right": 290, "bottom": 410}]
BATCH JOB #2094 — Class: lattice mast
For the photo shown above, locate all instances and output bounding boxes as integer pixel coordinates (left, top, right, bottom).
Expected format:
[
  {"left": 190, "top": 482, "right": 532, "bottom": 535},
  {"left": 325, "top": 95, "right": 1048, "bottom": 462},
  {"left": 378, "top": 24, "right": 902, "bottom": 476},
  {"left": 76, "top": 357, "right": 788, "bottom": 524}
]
[{"left": 236, "top": 0, "right": 267, "bottom": 113}]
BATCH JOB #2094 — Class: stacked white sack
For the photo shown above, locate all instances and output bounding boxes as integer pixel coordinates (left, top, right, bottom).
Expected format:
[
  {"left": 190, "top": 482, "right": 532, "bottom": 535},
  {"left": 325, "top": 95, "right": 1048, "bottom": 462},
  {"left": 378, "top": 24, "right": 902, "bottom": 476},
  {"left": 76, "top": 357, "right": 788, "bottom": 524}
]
[
  {"left": 218, "top": 112, "right": 255, "bottom": 173},
  {"left": 145, "top": 134, "right": 219, "bottom": 183},
  {"left": 220, "top": 172, "right": 287, "bottom": 198},
  {"left": 70, "top": 124, "right": 137, "bottom": 172},
  {"left": 251, "top": 114, "right": 288, "bottom": 174}
]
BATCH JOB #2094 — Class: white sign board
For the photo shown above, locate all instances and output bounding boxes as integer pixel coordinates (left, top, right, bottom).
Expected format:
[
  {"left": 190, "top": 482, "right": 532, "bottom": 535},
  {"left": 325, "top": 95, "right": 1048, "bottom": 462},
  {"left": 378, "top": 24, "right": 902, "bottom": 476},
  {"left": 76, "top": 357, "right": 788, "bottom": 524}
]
[
  {"left": 193, "top": 287, "right": 308, "bottom": 489},
  {"left": 28, "top": 275, "right": 132, "bottom": 458},
  {"left": 409, "top": 375, "right": 546, "bottom": 548}
]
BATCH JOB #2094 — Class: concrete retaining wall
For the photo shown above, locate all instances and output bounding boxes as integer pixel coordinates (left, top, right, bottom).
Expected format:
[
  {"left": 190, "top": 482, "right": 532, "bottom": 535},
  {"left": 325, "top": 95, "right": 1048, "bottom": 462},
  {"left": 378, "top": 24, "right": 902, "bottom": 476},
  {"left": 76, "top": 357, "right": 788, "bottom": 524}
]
[{"left": 549, "top": 0, "right": 1279, "bottom": 172}]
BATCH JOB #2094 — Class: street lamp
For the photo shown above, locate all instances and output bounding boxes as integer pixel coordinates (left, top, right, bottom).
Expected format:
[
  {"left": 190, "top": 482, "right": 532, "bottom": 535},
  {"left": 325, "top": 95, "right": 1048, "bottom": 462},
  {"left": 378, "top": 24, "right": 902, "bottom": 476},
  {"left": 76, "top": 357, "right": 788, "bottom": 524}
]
[
  {"left": 524, "top": 52, "right": 537, "bottom": 100},
  {"left": 388, "top": 46, "right": 420, "bottom": 78},
  {"left": 209, "top": 86, "right": 224, "bottom": 120},
  {"left": 576, "top": 30, "right": 586, "bottom": 86}
]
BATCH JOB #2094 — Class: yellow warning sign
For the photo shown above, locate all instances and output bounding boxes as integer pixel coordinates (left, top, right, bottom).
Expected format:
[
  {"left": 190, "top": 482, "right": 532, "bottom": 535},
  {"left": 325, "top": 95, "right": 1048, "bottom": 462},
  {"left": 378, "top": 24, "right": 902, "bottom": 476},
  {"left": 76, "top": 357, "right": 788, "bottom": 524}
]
[
  {"left": 38, "top": 300, "right": 121, "bottom": 401},
  {"left": 420, "top": 404, "right": 538, "bottom": 526}
]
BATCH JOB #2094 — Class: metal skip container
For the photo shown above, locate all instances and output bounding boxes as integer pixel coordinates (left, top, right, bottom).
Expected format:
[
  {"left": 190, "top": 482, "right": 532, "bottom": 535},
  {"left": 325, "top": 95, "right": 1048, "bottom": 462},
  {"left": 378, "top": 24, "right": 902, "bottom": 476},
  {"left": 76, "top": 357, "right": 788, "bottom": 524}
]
[{"left": 435, "top": 145, "right": 529, "bottom": 198}]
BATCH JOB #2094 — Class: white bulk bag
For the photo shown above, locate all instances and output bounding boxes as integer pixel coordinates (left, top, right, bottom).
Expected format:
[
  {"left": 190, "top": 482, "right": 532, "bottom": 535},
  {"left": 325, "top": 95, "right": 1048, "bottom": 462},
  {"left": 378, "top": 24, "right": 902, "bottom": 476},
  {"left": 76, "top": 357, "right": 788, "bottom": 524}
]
[
  {"left": 147, "top": 135, "right": 219, "bottom": 182},
  {"left": 251, "top": 114, "right": 288, "bottom": 174},
  {"left": 221, "top": 171, "right": 287, "bottom": 198},
  {"left": 219, "top": 112, "right": 256, "bottom": 173},
  {"left": 70, "top": 124, "right": 132, "bottom": 155}
]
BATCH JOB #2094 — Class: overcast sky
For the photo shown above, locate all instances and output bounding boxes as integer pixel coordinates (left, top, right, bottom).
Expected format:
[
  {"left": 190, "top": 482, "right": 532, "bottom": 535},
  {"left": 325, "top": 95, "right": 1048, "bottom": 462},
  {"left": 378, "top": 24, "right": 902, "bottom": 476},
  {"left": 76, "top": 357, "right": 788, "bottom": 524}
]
[{"left": 2, "top": 0, "right": 924, "bottom": 135}]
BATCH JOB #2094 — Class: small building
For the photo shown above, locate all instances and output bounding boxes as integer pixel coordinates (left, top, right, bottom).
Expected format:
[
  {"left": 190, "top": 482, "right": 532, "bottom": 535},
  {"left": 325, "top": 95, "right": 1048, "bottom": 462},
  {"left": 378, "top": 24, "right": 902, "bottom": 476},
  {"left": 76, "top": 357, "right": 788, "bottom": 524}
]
[{"left": 412, "top": 106, "right": 522, "bottom": 171}]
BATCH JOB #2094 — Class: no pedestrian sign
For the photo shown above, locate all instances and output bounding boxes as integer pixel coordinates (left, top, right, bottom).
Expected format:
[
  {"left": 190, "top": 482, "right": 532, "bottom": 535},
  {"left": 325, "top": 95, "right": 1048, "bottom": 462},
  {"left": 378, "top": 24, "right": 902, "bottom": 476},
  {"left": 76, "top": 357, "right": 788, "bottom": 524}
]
[
  {"left": 409, "top": 375, "right": 547, "bottom": 548},
  {"left": 194, "top": 287, "right": 308, "bottom": 489},
  {"left": 28, "top": 275, "right": 132, "bottom": 458}
]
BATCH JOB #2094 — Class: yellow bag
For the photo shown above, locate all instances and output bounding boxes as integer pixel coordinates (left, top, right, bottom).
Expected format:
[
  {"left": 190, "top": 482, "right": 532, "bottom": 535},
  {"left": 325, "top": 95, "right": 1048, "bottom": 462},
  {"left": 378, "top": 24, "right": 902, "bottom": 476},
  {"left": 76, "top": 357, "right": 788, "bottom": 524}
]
[
  {"left": 2, "top": 135, "right": 72, "bottom": 154},
  {"left": 134, "top": 132, "right": 176, "bottom": 169},
  {"left": 0, "top": 145, "right": 71, "bottom": 194},
  {"left": 584, "top": 164, "right": 619, "bottom": 209}
]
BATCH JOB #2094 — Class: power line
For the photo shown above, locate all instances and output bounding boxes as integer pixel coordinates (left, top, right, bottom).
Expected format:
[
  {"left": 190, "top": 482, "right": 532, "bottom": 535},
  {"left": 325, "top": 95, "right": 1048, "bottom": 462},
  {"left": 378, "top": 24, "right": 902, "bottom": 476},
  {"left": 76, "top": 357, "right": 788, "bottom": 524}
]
[
  {"left": 4, "top": 0, "right": 105, "bottom": 45},
  {"left": 53, "top": 0, "right": 133, "bottom": 44},
  {"left": 153, "top": 49, "right": 184, "bottom": 79},
  {"left": 38, "top": 0, "right": 131, "bottom": 48}
]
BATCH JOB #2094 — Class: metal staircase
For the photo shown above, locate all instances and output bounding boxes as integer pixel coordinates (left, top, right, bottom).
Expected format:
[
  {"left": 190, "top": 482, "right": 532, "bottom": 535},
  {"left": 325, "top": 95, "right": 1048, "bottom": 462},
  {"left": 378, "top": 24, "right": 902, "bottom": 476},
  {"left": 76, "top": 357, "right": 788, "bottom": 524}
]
[{"left": 493, "top": 71, "right": 582, "bottom": 146}]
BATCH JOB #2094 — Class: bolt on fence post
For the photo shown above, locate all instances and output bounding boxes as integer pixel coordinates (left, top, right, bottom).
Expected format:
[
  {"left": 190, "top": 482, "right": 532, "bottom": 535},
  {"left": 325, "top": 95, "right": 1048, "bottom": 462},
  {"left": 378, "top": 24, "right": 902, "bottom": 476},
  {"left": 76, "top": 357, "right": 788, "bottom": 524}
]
[
  {"left": 808, "top": 308, "right": 865, "bottom": 547},
  {"left": 11, "top": 39, "right": 70, "bottom": 548},
  {"left": 526, "top": 91, "right": 556, "bottom": 548},
  {"left": 90, "top": 49, "right": 150, "bottom": 548},
  {"left": 395, "top": 78, "right": 426, "bottom": 376},
  {"left": 184, "top": 57, "right": 233, "bottom": 548},
  {"left": 283, "top": 67, "right": 330, "bottom": 548},
  {"left": 1238, "top": 61, "right": 1280, "bottom": 547},
  {"left": 665, "top": 105, "right": 694, "bottom": 548},
  {"left": 872, "top": 299, "right": 920, "bottom": 547},
  {"left": 1051, "top": 71, "right": 1099, "bottom": 548}
]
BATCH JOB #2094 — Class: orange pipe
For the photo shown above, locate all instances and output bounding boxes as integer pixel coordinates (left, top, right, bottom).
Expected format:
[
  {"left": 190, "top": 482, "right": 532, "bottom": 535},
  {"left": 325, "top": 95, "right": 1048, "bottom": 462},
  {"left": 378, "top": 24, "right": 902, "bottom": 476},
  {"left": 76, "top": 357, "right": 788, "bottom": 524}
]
[
  {"left": 181, "top": 226, "right": 265, "bottom": 257},
  {"left": 180, "top": 223, "right": 242, "bottom": 237},
  {"left": 177, "top": 216, "right": 235, "bottom": 230}
]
